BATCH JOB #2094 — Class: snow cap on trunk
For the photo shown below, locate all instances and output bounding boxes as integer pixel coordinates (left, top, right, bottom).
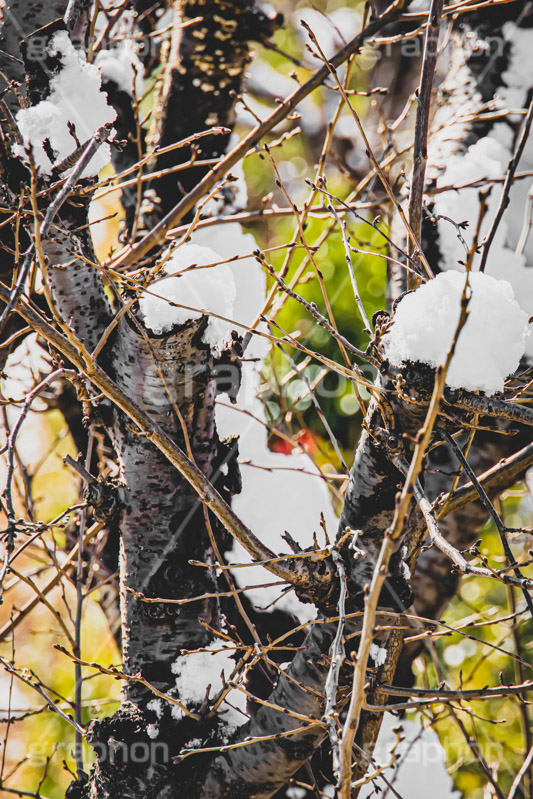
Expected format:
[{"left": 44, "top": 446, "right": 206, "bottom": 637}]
[
  {"left": 13, "top": 31, "right": 117, "bottom": 177},
  {"left": 383, "top": 271, "right": 529, "bottom": 395},
  {"left": 139, "top": 243, "right": 236, "bottom": 347}
]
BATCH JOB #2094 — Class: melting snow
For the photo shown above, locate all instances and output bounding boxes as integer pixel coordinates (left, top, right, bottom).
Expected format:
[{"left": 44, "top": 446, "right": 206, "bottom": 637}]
[
  {"left": 429, "top": 26, "right": 533, "bottom": 361},
  {"left": 383, "top": 271, "right": 529, "bottom": 394},
  {"left": 171, "top": 641, "right": 248, "bottom": 732},
  {"left": 139, "top": 243, "right": 236, "bottom": 347},
  {"left": 433, "top": 135, "right": 533, "bottom": 360},
  {"left": 95, "top": 46, "right": 144, "bottom": 97},
  {"left": 13, "top": 31, "right": 116, "bottom": 176}
]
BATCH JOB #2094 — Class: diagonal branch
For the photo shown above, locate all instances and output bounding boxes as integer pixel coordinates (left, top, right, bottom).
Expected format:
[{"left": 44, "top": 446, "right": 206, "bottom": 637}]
[
  {"left": 110, "top": 0, "right": 410, "bottom": 269},
  {"left": 444, "top": 431, "right": 533, "bottom": 616},
  {"left": 0, "top": 280, "right": 336, "bottom": 601}
]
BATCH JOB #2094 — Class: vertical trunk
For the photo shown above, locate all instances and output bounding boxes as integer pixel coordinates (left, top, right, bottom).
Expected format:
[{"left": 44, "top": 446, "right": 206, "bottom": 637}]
[
  {"left": 145, "top": 0, "right": 281, "bottom": 221},
  {"left": 106, "top": 317, "right": 221, "bottom": 701}
]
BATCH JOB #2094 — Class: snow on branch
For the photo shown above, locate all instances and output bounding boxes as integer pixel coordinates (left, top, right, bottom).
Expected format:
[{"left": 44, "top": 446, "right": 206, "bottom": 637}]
[
  {"left": 171, "top": 642, "right": 248, "bottom": 736},
  {"left": 383, "top": 271, "right": 529, "bottom": 394},
  {"left": 95, "top": 46, "right": 144, "bottom": 98},
  {"left": 139, "top": 243, "right": 236, "bottom": 347},
  {"left": 13, "top": 31, "right": 117, "bottom": 176},
  {"left": 428, "top": 20, "right": 533, "bottom": 356}
]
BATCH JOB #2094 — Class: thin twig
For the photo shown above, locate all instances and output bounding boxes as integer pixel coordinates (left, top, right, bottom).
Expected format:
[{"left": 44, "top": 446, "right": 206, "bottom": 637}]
[
  {"left": 508, "top": 744, "right": 533, "bottom": 799},
  {"left": 412, "top": 477, "right": 533, "bottom": 590},
  {"left": 259, "top": 254, "right": 376, "bottom": 366},
  {"left": 109, "top": 0, "right": 411, "bottom": 270},
  {"left": 480, "top": 100, "right": 533, "bottom": 272},
  {"left": 407, "top": 0, "right": 444, "bottom": 288},
  {"left": 445, "top": 431, "right": 533, "bottom": 618},
  {"left": 323, "top": 547, "right": 348, "bottom": 781},
  {"left": 0, "top": 656, "right": 85, "bottom": 736}
]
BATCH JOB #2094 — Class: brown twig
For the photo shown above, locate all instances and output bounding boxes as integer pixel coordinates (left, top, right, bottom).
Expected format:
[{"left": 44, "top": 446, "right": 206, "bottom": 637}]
[
  {"left": 109, "top": 0, "right": 410, "bottom": 270},
  {"left": 480, "top": 100, "right": 533, "bottom": 272},
  {"left": 407, "top": 0, "right": 444, "bottom": 288},
  {"left": 0, "top": 281, "right": 336, "bottom": 600}
]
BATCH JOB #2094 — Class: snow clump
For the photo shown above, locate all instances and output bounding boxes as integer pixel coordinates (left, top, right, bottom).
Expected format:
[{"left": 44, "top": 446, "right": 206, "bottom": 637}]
[
  {"left": 95, "top": 46, "right": 144, "bottom": 97},
  {"left": 433, "top": 134, "right": 533, "bottom": 359},
  {"left": 383, "top": 271, "right": 529, "bottom": 395},
  {"left": 13, "top": 31, "right": 117, "bottom": 177},
  {"left": 139, "top": 243, "right": 236, "bottom": 347},
  {"left": 369, "top": 643, "right": 388, "bottom": 667},
  {"left": 171, "top": 641, "right": 248, "bottom": 733}
]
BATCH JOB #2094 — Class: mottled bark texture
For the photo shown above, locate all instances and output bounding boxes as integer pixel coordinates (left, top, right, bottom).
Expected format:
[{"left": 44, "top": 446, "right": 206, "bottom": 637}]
[
  {"left": 0, "top": 1, "right": 67, "bottom": 115},
  {"left": 105, "top": 315, "right": 224, "bottom": 702},
  {"left": 194, "top": 364, "right": 430, "bottom": 799},
  {"left": 145, "top": 0, "right": 282, "bottom": 221},
  {"left": 410, "top": 3, "right": 533, "bottom": 626},
  {"left": 378, "top": 3, "right": 533, "bottom": 761}
]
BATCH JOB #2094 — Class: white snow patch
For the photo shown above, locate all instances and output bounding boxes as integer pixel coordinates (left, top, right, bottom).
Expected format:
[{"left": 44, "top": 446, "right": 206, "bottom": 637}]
[
  {"left": 359, "top": 713, "right": 461, "bottom": 799},
  {"left": 400, "top": 559, "right": 411, "bottom": 581},
  {"left": 400, "top": 546, "right": 411, "bottom": 580},
  {"left": 171, "top": 641, "right": 248, "bottom": 732},
  {"left": 146, "top": 698, "right": 163, "bottom": 719},
  {"left": 13, "top": 31, "right": 116, "bottom": 176},
  {"left": 139, "top": 243, "right": 236, "bottom": 347},
  {"left": 95, "top": 46, "right": 144, "bottom": 97},
  {"left": 187, "top": 202, "right": 337, "bottom": 624},
  {"left": 383, "top": 271, "right": 529, "bottom": 394},
  {"left": 433, "top": 135, "right": 533, "bottom": 358},
  {"left": 146, "top": 723, "right": 159, "bottom": 739},
  {"left": 184, "top": 737, "right": 202, "bottom": 749},
  {"left": 369, "top": 643, "right": 387, "bottom": 667},
  {"left": 286, "top": 789, "right": 307, "bottom": 799}
]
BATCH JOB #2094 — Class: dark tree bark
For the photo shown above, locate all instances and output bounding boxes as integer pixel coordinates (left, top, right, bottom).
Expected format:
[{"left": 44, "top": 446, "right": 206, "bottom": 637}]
[{"left": 1, "top": 2, "right": 532, "bottom": 798}]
